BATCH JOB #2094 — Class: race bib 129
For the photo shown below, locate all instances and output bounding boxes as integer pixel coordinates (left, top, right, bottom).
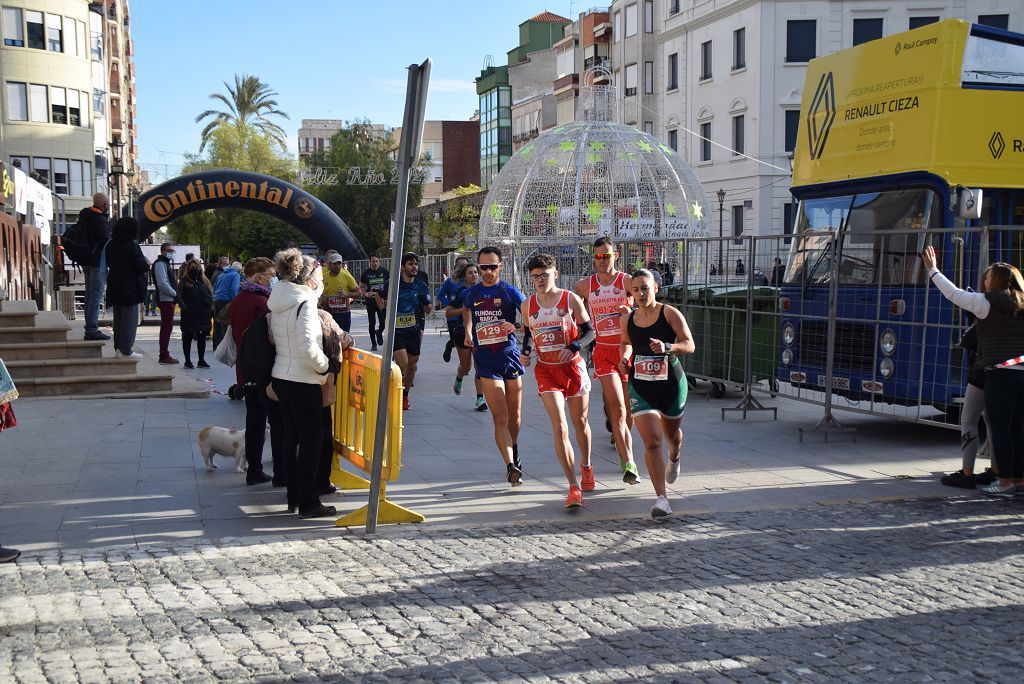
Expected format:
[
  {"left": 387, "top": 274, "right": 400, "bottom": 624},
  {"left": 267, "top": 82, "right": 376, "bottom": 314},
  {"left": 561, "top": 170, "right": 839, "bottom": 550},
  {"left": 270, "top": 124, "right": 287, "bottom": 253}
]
[{"left": 475, "top": 321, "right": 506, "bottom": 346}]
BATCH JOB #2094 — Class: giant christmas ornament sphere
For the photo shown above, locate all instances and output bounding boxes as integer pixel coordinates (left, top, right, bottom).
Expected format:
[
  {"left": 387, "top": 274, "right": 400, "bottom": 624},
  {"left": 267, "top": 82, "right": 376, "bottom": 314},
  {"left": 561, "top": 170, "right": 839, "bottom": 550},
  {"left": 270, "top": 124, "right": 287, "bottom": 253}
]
[{"left": 478, "top": 86, "right": 710, "bottom": 249}]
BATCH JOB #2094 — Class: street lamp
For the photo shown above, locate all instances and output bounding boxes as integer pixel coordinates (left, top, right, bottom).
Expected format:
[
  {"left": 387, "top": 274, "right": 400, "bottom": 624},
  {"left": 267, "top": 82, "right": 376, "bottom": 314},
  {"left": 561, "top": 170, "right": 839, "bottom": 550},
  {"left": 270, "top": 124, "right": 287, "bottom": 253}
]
[
  {"left": 108, "top": 135, "right": 126, "bottom": 218},
  {"left": 717, "top": 188, "right": 726, "bottom": 274}
]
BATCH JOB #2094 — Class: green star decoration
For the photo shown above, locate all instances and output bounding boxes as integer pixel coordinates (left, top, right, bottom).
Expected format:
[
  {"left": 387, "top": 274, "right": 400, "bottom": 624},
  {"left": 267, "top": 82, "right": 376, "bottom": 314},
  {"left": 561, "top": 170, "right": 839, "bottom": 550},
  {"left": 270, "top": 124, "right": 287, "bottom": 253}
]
[
  {"left": 666, "top": 203, "right": 677, "bottom": 216},
  {"left": 519, "top": 143, "right": 535, "bottom": 157},
  {"left": 586, "top": 152, "right": 602, "bottom": 164},
  {"left": 617, "top": 152, "right": 636, "bottom": 162},
  {"left": 546, "top": 203, "right": 558, "bottom": 216},
  {"left": 586, "top": 201, "right": 604, "bottom": 224},
  {"left": 589, "top": 141, "right": 607, "bottom": 151},
  {"left": 545, "top": 157, "right": 559, "bottom": 168},
  {"left": 636, "top": 141, "right": 654, "bottom": 153},
  {"left": 489, "top": 203, "right": 502, "bottom": 220},
  {"left": 690, "top": 202, "right": 703, "bottom": 220},
  {"left": 658, "top": 143, "right": 674, "bottom": 155},
  {"left": 559, "top": 140, "right": 577, "bottom": 152}
]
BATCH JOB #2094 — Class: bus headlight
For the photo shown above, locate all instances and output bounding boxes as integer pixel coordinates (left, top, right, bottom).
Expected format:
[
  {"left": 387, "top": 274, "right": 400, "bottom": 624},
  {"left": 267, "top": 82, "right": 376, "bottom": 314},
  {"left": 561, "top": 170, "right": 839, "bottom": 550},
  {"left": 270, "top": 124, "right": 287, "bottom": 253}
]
[
  {"left": 782, "top": 349, "right": 793, "bottom": 366},
  {"left": 879, "top": 357, "right": 894, "bottom": 378},
  {"left": 783, "top": 323, "right": 795, "bottom": 346},
  {"left": 880, "top": 330, "right": 896, "bottom": 356}
]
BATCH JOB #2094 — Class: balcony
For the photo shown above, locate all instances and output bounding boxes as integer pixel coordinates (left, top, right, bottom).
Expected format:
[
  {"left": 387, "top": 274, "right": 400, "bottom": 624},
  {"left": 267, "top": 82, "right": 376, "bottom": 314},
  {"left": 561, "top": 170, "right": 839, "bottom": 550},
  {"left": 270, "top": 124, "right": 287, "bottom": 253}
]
[
  {"left": 106, "top": 2, "right": 117, "bottom": 21},
  {"left": 554, "top": 73, "right": 579, "bottom": 96},
  {"left": 593, "top": 21, "right": 612, "bottom": 38}
]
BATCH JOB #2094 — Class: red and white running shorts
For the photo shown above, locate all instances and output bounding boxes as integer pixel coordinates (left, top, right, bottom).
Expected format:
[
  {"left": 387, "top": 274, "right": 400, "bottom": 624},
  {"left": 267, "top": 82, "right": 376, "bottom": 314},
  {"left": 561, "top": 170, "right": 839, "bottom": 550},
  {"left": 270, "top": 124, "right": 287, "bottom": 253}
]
[
  {"left": 535, "top": 356, "right": 591, "bottom": 397},
  {"left": 592, "top": 343, "right": 627, "bottom": 381}
]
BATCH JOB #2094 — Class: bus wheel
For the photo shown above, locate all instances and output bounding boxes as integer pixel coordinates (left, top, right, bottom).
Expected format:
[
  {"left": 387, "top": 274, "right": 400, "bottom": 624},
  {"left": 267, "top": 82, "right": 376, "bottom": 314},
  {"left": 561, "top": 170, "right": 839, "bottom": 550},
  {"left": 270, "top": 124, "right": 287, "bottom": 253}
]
[{"left": 710, "top": 382, "right": 727, "bottom": 399}]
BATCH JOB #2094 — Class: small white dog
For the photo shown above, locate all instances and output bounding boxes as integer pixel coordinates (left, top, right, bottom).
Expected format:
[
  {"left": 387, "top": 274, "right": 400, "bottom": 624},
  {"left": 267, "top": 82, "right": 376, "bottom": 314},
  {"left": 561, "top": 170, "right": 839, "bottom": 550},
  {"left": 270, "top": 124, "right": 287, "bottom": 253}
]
[{"left": 198, "top": 426, "right": 247, "bottom": 473}]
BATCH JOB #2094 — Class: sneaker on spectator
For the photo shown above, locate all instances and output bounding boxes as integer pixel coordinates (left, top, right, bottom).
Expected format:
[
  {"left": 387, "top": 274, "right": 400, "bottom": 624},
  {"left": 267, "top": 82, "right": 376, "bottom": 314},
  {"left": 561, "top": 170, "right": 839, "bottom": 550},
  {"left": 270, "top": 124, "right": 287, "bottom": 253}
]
[
  {"left": 940, "top": 469, "right": 976, "bottom": 489},
  {"left": 974, "top": 468, "right": 997, "bottom": 487}
]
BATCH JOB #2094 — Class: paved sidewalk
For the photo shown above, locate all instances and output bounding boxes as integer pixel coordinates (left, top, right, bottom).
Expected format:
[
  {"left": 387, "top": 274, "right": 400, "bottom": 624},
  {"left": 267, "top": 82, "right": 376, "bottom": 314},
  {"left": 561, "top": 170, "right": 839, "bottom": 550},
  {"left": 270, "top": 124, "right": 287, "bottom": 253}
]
[
  {"left": 0, "top": 309, "right": 982, "bottom": 552},
  {"left": 1, "top": 498, "right": 1021, "bottom": 682}
]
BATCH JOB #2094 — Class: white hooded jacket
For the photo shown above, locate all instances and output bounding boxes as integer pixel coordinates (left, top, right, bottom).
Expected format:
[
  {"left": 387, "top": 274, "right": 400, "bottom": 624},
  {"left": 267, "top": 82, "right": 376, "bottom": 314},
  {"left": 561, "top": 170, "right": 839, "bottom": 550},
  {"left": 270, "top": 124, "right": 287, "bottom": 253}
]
[{"left": 267, "top": 279, "right": 329, "bottom": 385}]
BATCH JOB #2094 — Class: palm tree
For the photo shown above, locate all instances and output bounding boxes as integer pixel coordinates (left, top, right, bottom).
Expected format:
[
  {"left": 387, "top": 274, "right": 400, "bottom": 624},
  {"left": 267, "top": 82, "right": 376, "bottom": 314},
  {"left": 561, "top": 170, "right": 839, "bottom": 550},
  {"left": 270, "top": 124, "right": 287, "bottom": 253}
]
[{"left": 195, "top": 74, "right": 289, "bottom": 153}]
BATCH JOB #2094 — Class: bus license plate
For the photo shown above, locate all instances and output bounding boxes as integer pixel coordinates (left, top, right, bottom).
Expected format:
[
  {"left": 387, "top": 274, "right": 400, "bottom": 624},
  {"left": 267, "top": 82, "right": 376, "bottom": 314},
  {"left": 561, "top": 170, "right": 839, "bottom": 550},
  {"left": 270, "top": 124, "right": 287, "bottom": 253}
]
[{"left": 817, "top": 375, "right": 850, "bottom": 390}]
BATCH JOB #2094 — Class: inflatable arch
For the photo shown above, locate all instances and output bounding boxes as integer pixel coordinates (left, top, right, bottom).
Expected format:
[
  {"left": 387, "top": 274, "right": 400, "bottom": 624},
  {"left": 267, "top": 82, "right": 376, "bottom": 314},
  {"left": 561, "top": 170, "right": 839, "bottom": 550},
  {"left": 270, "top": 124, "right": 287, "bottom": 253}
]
[{"left": 136, "top": 169, "right": 366, "bottom": 260}]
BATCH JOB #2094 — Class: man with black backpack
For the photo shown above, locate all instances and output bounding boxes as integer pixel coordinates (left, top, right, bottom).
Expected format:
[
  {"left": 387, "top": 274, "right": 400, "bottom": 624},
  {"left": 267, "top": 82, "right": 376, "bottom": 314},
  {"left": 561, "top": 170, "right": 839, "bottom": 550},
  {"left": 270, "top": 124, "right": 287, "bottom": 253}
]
[{"left": 74, "top": 193, "right": 112, "bottom": 341}]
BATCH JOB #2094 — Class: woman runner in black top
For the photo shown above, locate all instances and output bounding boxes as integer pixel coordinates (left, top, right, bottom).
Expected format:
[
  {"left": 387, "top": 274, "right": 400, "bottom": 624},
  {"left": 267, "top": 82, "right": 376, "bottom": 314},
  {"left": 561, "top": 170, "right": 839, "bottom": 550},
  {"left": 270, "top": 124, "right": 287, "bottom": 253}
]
[{"left": 618, "top": 269, "right": 695, "bottom": 519}]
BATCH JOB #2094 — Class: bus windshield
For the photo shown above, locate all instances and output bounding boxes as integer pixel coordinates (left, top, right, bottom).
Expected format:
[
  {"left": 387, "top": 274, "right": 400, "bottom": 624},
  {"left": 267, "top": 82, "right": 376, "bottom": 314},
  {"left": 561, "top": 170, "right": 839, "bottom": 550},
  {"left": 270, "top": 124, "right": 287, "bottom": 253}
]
[{"left": 784, "top": 188, "right": 941, "bottom": 286}]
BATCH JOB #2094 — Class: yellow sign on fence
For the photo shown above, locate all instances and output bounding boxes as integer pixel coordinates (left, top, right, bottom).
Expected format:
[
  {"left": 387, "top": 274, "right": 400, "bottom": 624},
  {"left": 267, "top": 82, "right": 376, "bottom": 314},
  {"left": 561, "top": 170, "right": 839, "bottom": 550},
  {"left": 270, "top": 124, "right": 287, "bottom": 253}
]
[{"left": 330, "top": 347, "right": 424, "bottom": 526}]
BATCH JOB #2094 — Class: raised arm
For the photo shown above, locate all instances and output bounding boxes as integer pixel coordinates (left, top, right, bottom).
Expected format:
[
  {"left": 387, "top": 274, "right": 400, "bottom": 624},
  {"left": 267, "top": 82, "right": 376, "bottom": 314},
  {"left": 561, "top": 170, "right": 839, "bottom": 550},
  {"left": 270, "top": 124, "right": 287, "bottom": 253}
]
[{"left": 922, "top": 246, "right": 990, "bottom": 319}]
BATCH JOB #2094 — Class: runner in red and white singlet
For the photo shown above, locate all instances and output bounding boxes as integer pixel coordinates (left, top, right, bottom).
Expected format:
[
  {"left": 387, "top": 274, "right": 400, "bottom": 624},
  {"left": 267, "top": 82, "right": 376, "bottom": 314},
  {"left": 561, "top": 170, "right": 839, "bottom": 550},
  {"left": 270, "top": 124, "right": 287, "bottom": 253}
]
[
  {"left": 521, "top": 253, "right": 595, "bottom": 509},
  {"left": 574, "top": 236, "right": 641, "bottom": 488}
]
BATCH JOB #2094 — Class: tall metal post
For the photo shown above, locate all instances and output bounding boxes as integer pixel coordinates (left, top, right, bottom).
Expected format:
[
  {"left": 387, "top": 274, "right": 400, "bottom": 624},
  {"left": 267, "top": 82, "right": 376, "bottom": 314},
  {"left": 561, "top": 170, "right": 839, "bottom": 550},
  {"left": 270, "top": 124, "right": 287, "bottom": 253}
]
[
  {"left": 717, "top": 188, "right": 725, "bottom": 275},
  {"left": 365, "top": 60, "right": 431, "bottom": 535}
]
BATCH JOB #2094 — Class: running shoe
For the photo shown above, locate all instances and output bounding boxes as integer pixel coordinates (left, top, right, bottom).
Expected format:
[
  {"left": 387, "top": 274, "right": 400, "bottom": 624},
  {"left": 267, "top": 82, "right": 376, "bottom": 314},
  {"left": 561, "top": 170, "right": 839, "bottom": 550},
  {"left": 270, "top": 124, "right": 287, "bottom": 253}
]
[
  {"left": 580, "top": 465, "right": 595, "bottom": 492},
  {"left": 980, "top": 481, "right": 1016, "bottom": 498},
  {"left": 650, "top": 495, "right": 672, "bottom": 518},
  {"left": 665, "top": 457, "right": 681, "bottom": 484},
  {"left": 512, "top": 444, "right": 522, "bottom": 471},
  {"left": 623, "top": 462, "right": 641, "bottom": 485},
  {"left": 940, "top": 469, "right": 976, "bottom": 489},
  {"left": 506, "top": 462, "right": 523, "bottom": 486},
  {"left": 974, "top": 468, "right": 997, "bottom": 486},
  {"left": 443, "top": 340, "right": 454, "bottom": 363},
  {"left": 402, "top": 395, "right": 411, "bottom": 411},
  {"left": 609, "top": 433, "right": 616, "bottom": 446},
  {"left": 453, "top": 376, "right": 464, "bottom": 395},
  {"left": 565, "top": 486, "right": 583, "bottom": 509},
  {"left": 475, "top": 396, "right": 488, "bottom": 412}
]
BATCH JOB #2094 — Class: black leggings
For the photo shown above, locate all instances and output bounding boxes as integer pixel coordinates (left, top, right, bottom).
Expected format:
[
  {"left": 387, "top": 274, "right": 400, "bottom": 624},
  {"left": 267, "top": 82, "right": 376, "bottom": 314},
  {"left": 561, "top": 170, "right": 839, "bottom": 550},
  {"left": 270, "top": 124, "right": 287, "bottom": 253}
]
[
  {"left": 984, "top": 369, "right": 1024, "bottom": 479},
  {"left": 182, "top": 334, "right": 207, "bottom": 363},
  {"left": 272, "top": 378, "right": 324, "bottom": 510},
  {"left": 244, "top": 386, "right": 284, "bottom": 477},
  {"left": 367, "top": 302, "right": 385, "bottom": 340}
]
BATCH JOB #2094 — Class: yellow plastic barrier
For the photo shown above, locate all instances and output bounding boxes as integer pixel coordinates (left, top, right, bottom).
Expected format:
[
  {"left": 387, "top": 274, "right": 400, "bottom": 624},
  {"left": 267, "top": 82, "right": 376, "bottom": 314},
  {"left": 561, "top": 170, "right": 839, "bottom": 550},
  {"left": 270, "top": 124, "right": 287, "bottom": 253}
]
[{"left": 330, "top": 347, "right": 424, "bottom": 526}]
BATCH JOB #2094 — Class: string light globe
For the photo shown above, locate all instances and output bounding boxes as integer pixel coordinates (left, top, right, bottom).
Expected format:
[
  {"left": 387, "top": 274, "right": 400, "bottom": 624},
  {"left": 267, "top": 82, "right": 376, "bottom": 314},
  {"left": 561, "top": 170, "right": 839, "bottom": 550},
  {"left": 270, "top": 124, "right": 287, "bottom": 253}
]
[{"left": 478, "top": 85, "right": 711, "bottom": 258}]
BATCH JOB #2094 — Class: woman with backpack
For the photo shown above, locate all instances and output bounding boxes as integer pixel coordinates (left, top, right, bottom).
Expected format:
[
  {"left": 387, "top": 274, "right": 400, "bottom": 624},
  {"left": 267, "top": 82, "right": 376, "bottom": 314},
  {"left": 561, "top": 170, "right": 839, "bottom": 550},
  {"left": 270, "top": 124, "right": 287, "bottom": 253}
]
[
  {"left": 103, "top": 217, "right": 149, "bottom": 359},
  {"left": 229, "top": 257, "right": 283, "bottom": 486},
  {"left": 177, "top": 259, "right": 214, "bottom": 369},
  {"left": 267, "top": 248, "right": 334, "bottom": 518}
]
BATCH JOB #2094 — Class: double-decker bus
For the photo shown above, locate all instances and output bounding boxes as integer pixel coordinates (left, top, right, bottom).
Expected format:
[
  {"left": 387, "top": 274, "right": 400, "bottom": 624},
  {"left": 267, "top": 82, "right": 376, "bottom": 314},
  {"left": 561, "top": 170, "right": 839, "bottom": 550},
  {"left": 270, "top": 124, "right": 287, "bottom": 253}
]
[{"left": 780, "top": 19, "right": 1024, "bottom": 422}]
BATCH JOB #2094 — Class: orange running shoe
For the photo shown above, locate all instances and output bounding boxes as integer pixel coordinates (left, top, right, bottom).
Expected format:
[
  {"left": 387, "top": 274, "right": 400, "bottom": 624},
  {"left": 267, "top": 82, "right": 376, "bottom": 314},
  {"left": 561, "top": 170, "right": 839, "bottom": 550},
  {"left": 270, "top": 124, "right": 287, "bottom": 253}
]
[
  {"left": 580, "top": 465, "right": 595, "bottom": 492},
  {"left": 565, "top": 485, "right": 583, "bottom": 509}
]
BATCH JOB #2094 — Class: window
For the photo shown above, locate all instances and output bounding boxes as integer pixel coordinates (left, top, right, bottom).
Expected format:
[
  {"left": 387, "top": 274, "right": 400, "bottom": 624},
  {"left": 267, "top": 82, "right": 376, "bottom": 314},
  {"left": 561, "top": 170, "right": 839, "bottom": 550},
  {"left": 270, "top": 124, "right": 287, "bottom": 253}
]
[
  {"left": 29, "top": 84, "right": 47, "bottom": 122},
  {"left": 93, "top": 87, "right": 104, "bottom": 115},
  {"left": 908, "top": 16, "right": 939, "bottom": 30},
  {"left": 644, "top": 61, "right": 654, "bottom": 94},
  {"left": 68, "top": 89, "right": 81, "bottom": 126},
  {"left": 853, "top": 18, "right": 883, "bottom": 46},
  {"left": 32, "top": 157, "right": 50, "bottom": 188},
  {"left": 643, "top": 121, "right": 653, "bottom": 134},
  {"left": 6, "top": 82, "right": 27, "bottom": 121},
  {"left": 79, "top": 89, "right": 88, "bottom": 126},
  {"left": 556, "top": 48, "right": 574, "bottom": 77},
  {"left": 786, "top": 20, "right": 816, "bottom": 62},
  {"left": 10, "top": 156, "right": 29, "bottom": 172},
  {"left": 625, "top": 63, "right": 638, "bottom": 96},
  {"left": 26, "top": 10, "right": 43, "bottom": 49},
  {"left": 784, "top": 203, "right": 795, "bottom": 245},
  {"left": 732, "top": 115, "right": 744, "bottom": 155},
  {"left": 613, "top": 12, "right": 620, "bottom": 42},
  {"left": 625, "top": 4, "right": 637, "bottom": 37},
  {"left": 700, "top": 40, "right": 712, "bottom": 80},
  {"left": 669, "top": 0, "right": 680, "bottom": 16},
  {"left": 978, "top": 15, "right": 1009, "bottom": 30},
  {"left": 700, "top": 122, "right": 711, "bottom": 161},
  {"left": 83, "top": 161, "right": 91, "bottom": 196},
  {"left": 733, "top": 28, "right": 746, "bottom": 69},
  {"left": 77, "top": 20, "right": 85, "bottom": 58},
  {"left": 668, "top": 129, "right": 678, "bottom": 151},
  {"left": 3, "top": 7, "right": 23, "bottom": 46},
  {"left": 644, "top": 1, "right": 653, "bottom": 33},
  {"left": 70, "top": 161, "right": 84, "bottom": 196},
  {"left": 45, "top": 13, "right": 61, "bottom": 52},
  {"left": 733, "top": 205, "right": 744, "bottom": 243},
  {"left": 51, "top": 87, "right": 66, "bottom": 124},
  {"left": 667, "top": 53, "right": 678, "bottom": 90},
  {"left": 53, "top": 159, "right": 69, "bottom": 194},
  {"left": 784, "top": 110, "right": 800, "bottom": 152}
]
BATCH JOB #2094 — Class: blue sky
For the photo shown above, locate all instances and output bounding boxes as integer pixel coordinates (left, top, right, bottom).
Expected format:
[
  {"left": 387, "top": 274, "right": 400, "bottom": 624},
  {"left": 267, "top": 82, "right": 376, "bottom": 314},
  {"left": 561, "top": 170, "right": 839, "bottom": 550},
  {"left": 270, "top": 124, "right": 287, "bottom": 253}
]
[{"left": 134, "top": 0, "right": 576, "bottom": 184}]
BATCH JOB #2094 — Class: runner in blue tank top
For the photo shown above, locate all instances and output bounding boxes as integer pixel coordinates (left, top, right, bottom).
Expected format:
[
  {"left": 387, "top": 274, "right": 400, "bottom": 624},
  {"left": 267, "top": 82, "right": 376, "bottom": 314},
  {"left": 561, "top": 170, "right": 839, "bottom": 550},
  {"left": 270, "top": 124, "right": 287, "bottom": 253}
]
[{"left": 461, "top": 246, "right": 527, "bottom": 486}]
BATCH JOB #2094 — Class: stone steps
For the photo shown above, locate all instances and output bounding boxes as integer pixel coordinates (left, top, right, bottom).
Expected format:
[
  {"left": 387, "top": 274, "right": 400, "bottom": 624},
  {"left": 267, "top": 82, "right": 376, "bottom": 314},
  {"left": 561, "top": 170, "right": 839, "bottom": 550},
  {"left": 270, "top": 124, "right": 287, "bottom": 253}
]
[
  {"left": 0, "top": 340, "right": 106, "bottom": 361},
  {"left": 15, "top": 373, "right": 174, "bottom": 398},
  {"left": 5, "top": 357, "right": 139, "bottom": 379}
]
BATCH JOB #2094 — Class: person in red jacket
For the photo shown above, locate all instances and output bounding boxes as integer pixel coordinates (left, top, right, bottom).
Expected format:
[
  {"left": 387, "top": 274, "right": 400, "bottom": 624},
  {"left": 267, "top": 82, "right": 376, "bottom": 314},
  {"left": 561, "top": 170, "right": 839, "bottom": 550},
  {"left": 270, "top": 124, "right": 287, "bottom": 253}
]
[{"left": 228, "top": 257, "right": 284, "bottom": 486}]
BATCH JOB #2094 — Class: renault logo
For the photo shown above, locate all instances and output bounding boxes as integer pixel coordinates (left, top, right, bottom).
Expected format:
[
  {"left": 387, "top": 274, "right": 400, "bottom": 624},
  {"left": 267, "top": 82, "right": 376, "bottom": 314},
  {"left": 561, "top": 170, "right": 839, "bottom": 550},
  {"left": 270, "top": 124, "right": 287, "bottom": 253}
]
[
  {"left": 807, "top": 72, "right": 837, "bottom": 160},
  {"left": 895, "top": 41, "right": 902, "bottom": 55},
  {"left": 989, "top": 131, "right": 1006, "bottom": 159}
]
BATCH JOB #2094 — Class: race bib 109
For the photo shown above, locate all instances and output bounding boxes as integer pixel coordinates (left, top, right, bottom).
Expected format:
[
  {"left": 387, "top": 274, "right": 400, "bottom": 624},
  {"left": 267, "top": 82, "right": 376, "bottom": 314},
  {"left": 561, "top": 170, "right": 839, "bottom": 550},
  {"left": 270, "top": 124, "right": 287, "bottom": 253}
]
[{"left": 634, "top": 355, "right": 669, "bottom": 381}]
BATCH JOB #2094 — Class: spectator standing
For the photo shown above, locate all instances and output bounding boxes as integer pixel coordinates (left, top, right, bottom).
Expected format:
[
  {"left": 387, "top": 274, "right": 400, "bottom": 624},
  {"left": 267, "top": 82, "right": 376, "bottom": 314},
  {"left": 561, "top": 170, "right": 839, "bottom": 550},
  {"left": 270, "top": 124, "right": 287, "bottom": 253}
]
[
  {"left": 735, "top": 259, "right": 746, "bottom": 277},
  {"left": 360, "top": 255, "right": 389, "bottom": 351},
  {"left": 78, "top": 192, "right": 112, "bottom": 341},
  {"left": 268, "top": 248, "right": 334, "bottom": 518},
  {"left": 229, "top": 257, "right": 282, "bottom": 486},
  {"left": 178, "top": 252, "right": 196, "bottom": 281},
  {"left": 212, "top": 259, "right": 241, "bottom": 348},
  {"left": 771, "top": 257, "right": 785, "bottom": 286},
  {"left": 321, "top": 253, "right": 359, "bottom": 332},
  {"left": 103, "top": 217, "right": 148, "bottom": 359},
  {"left": 177, "top": 259, "right": 214, "bottom": 369},
  {"left": 152, "top": 243, "right": 179, "bottom": 364},
  {"left": 316, "top": 308, "right": 352, "bottom": 497},
  {"left": 646, "top": 262, "right": 663, "bottom": 286},
  {"left": 210, "top": 256, "right": 229, "bottom": 286}
]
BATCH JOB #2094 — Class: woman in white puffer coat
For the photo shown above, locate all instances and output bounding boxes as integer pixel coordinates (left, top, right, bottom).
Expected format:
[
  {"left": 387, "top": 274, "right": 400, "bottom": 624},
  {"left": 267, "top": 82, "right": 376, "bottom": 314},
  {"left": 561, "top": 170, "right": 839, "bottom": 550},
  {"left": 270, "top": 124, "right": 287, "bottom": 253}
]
[{"left": 268, "top": 248, "right": 334, "bottom": 518}]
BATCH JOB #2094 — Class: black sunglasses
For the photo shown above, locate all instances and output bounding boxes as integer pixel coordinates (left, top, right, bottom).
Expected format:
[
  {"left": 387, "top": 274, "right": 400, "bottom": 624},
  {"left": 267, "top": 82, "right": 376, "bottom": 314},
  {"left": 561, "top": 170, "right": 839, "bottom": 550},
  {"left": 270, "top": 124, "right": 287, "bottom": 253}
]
[{"left": 479, "top": 264, "right": 500, "bottom": 271}]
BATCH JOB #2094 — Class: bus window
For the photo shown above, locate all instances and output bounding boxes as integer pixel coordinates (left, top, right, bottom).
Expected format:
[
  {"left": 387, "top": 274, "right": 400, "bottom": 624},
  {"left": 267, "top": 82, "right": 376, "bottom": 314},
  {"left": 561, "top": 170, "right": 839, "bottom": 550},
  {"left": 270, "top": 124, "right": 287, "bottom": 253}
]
[{"left": 961, "top": 33, "right": 1024, "bottom": 89}]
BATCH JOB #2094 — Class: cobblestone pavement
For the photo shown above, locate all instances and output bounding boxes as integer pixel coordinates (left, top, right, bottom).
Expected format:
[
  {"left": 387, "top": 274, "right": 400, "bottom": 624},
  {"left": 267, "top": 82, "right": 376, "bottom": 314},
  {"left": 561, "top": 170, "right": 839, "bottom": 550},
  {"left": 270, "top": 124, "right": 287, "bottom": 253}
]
[{"left": 2, "top": 497, "right": 1022, "bottom": 683}]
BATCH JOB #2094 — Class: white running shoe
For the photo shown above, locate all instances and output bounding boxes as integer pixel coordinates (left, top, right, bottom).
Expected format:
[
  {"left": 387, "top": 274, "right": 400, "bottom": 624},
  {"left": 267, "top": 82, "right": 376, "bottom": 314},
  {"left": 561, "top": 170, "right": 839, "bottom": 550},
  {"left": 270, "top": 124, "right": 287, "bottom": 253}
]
[
  {"left": 650, "top": 495, "right": 672, "bottom": 519},
  {"left": 115, "top": 350, "right": 143, "bottom": 359},
  {"left": 665, "top": 456, "right": 681, "bottom": 484}
]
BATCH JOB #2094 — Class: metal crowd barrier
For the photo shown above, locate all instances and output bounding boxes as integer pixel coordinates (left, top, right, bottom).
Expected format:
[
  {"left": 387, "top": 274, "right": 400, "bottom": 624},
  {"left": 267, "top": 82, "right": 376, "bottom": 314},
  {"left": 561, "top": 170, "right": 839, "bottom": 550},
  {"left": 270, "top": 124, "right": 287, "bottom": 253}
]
[{"left": 330, "top": 347, "right": 423, "bottom": 526}]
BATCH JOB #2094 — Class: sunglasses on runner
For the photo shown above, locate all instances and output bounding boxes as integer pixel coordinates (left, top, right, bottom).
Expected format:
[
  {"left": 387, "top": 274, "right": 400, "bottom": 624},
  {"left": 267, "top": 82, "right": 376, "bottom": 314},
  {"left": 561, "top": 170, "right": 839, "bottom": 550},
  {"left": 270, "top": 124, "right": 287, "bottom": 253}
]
[
  {"left": 593, "top": 254, "right": 614, "bottom": 260},
  {"left": 478, "top": 264, "right": 500, "bottom": 271}
]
